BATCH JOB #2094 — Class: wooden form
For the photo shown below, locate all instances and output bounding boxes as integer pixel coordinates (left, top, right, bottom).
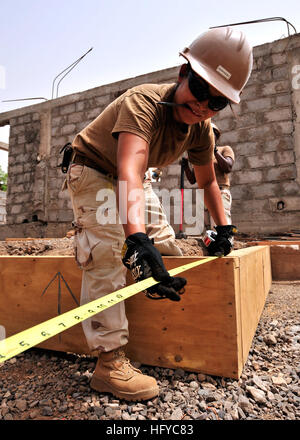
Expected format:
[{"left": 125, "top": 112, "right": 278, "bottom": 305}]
[
  {"left": 247, "top": 241, "right": 300, "bottom": 281},
  {"left": 0, "top": 246, "right": 271, "bottom": 379}
]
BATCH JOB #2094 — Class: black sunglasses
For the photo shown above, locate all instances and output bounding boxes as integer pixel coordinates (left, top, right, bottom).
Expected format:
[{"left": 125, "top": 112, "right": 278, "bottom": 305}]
[{"left": 188, "top": 70, "right": 229, "bottom": 112}]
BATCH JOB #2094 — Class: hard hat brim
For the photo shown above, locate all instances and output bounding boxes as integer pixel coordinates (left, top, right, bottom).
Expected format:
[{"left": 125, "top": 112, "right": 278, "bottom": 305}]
[{"left": 180, "top": 52, "right": 241, "bottom": 104}]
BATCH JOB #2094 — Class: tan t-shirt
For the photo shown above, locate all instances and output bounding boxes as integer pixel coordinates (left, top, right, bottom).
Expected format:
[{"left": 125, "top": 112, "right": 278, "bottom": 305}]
[
  {"left": 214, "top": 146, "right": 235, "bottom": 188},
  {"left": 72, "top": 83, "right": 215, "bottom": 177}
]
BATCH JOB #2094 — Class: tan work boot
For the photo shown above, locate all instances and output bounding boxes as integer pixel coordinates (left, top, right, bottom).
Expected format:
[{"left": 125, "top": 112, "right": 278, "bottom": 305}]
[{"left": 90, "top": 348, "right": 159, "bottom": 401}]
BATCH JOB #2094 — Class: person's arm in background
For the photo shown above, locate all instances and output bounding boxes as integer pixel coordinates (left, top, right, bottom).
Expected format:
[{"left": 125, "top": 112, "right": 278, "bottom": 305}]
[
  {"left": 193, "top": 161, "right": 227, "bottom": 225},
  {"left": 194, "top": 161, "right": 237, "bottom": 256},
  {"left": 181, "top": 157, "right": 196, "bottom": 184},
  {"left": 214, "top": 147, "right": 234, "bottom": 173}
]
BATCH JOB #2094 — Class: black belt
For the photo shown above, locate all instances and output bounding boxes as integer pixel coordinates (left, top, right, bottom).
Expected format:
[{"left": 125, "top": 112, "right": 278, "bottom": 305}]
[{"left": 72, "top": 154, "right": 116, "bottom": 179}]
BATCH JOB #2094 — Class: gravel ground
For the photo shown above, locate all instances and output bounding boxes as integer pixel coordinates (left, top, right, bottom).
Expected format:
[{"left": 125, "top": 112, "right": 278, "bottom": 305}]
[{"left": 0, "top": 281, "right": 299, "bottom": 421}]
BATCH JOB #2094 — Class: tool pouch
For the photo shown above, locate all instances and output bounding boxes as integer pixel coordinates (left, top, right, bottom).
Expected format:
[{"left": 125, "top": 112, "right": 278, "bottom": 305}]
[{"left": 59, "top": 142, "right": 74, "bottom": 173}]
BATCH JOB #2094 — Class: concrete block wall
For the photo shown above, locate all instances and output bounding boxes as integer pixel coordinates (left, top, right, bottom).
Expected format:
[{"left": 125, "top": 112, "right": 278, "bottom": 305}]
[
  {"left": 0, "top": 68, "right": 177, "bottom": 237},
  {"left": 211, "top": 34, "right": 300, "bottom": 233},
  {"left": 0, "top": 33, "right": 300, "bottom": 238}
]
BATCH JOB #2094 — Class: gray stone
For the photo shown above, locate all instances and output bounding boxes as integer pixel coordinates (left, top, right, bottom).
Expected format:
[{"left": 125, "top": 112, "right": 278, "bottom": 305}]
[
  {"left": 170, "top": 408, "right": 183, "bottom": 420},
  {"left": 94, "top": 407, "right": 105, "bottom": 417},
  {"left": 15, "top": 399, "right": 27, "bottom": 412},
  {"left": 252, "top": 375, "right": 269, "bottom": 392},
  {"left": 29, "top": 410, "right": 39, "bottom": 419},
  {"left": 246, "top": 386, "right": 267, "bottom": 404},
  {"left": 238, "top": 395, "right": 253, "bottom": 413},
  {"left": 174, "top": 368, "right": 185, "bottom": 377},
  {"left": 189, "top": 381, "right": 199, "bottom": 390},
  {"left": 41, "top": 407, "right": 53, "bottom": 416},
  {"left": 264, "top": 334, "right": 277, "bottom": 346},
  {"left": 163, "top": 392, "right": 173, "bottom": 402}
]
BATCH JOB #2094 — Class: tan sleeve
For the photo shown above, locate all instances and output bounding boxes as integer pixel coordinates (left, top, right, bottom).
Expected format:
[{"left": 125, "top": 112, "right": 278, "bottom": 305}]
[
  {"left": 219, "top": 145, "right": 235, "bottom": 161},
  {"left": 111, "top": 92, "right": 158, "bottom": 144},
  {"left": 187, "top": 120, "right": 215, "bottom": 166}
]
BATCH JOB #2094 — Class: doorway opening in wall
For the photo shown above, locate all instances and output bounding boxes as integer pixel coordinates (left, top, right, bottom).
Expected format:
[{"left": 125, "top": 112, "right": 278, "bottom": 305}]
[{"left": 0, "top": 123, "right": 9, "bottom": 225}]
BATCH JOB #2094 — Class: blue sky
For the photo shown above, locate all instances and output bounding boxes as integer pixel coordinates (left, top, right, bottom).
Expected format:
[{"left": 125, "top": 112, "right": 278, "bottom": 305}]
[{"left": 0, "top": 0, "right": 299, "bottom": 170}]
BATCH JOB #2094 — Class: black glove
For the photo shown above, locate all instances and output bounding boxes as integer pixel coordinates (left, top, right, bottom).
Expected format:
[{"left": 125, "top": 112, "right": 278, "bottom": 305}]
[
  {"left": 206, "top": 225, "right": 237, "bottom": 257},
  {"left": 122, "top": 232, "right": 186, "bottom": 301}
]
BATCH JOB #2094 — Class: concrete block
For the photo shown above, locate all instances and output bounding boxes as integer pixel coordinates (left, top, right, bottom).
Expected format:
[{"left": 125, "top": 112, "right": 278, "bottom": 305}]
[
  {"left": 67, "top": 113, "right": 85, "bottom": 124},
  {"left": 250, "top": 183, "right": 279, "bottom": 199},
  {"left": 217, "top": 129, "right": 240, "bottom": 144},
  {"left": 264, "top": 108, "right": 292, "bottom": 123},
  {"left": 13, "top": 193, "right": 31, "bottom": 204},
  {"left": 268, "top": 196, "right": 300, "bottom": 212},
  {"left": 245, "top": 97, "right": 272, "bottom": 112},
  {"left": 264, "top": 135, "right": 293, "bottom": 152},
  {"left": 232, "top": 141, "right": 259, "bottom": 157},
  {"left": 167, "top": 164, "right": 181, "bottom": 176},
  {"left": 17, "top": 114, "right": 32, "bottom": 124},
  {"left": 234, "top": 113, "right": 257, "bottom": 129},
  {"left": 10, "top": 125, "right": 24, "bottom": 136},
  {"left": 238, "top": 84, "right": 257, "bottom": 100},
  {"left": 262, "top": 80, "right": 289, "bottom": 96},
  {"left": 247, "top": 69, "right": 272, "bottom": 86},
  {"left": 272, "top": 65, "right": 289, "bottom": 80},
  {"left": 17, "top": 134, "right": 26, "bottom": 144},
  {"left": 86, "top": 108, "right": 101, "bottom": 120},
  {"left": 274, "top": 121, "right": 293, "bottom": 135},
  {"left": 60, "top": 124, "right": 76, "bottom": 135},
  {"left": 265, "top": 165, "right": 296, "bottom": 182},
  {"left": 58, "top": 210, "right": 74, "bottom": 222},
  {"left": 247, "top": 152, "right": 276, "bottom": 169},
  {"left": 51, "top": 116, "right": 67, "bottom": 127},
  {"left": 10, "top": 205, "right": 22, "bottom": 214},
  {"left": 60, "top": 104, "right": 76, "bottom": 115},
  {"left": 94, "top": 95, "right": 111, "bottom": 107},
  {"left": 50, "top": 135, "right": 69, "bottom": 148},
  {"left": 275, "top": 150, "right": 295, "bottom": 165},
  {"left": 234, "top": 169, "right": 263, "bottom": 185},
  {"left": 230, "top": 156, "right": 246, "bottom": 171},
  {"left": 232, "top": 199, "right": 268, "bottom": 214},
  {"left": 279, "top": 180, "right": 300, "bottom": 196},
  {"left": 213, "top": 117, "right": 235, "bottom": 132},
  {"left": 48, "top": 210, "right": 59, "bottom": 222},
  {"left": 275, "top": 94, "right": 291, "bottom": 106}
]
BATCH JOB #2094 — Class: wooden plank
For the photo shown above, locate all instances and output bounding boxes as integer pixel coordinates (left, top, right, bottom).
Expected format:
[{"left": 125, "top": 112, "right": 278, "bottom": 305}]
[
  {"left": 0, "top": 247, "right": 271, "bottom": 379},
  {"left": 247, "top": 242, "right": 300, "bottom": 280},
  {"left": 125, "top": 256, "right": 240, "bottom": 378},
  {"left": 0, "top": 256, "right": 90, "bottom": 355},
  {"left": 269, "top": 244, "right": 300, "bottom": 281},
  {"left": 233, "top": 246, "right": 272, "bottom": 370}
]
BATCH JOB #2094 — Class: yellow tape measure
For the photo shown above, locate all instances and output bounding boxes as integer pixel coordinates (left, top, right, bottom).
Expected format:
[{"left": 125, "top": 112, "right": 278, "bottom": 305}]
[{"left": 0, "top": 257, "right": 217, "bottom": 363}]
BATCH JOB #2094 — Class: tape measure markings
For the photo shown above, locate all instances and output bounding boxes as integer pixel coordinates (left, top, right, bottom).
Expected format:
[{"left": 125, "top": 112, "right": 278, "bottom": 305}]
[{"left": 0, "top": 256, "right": 217, "bottom": 363}]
